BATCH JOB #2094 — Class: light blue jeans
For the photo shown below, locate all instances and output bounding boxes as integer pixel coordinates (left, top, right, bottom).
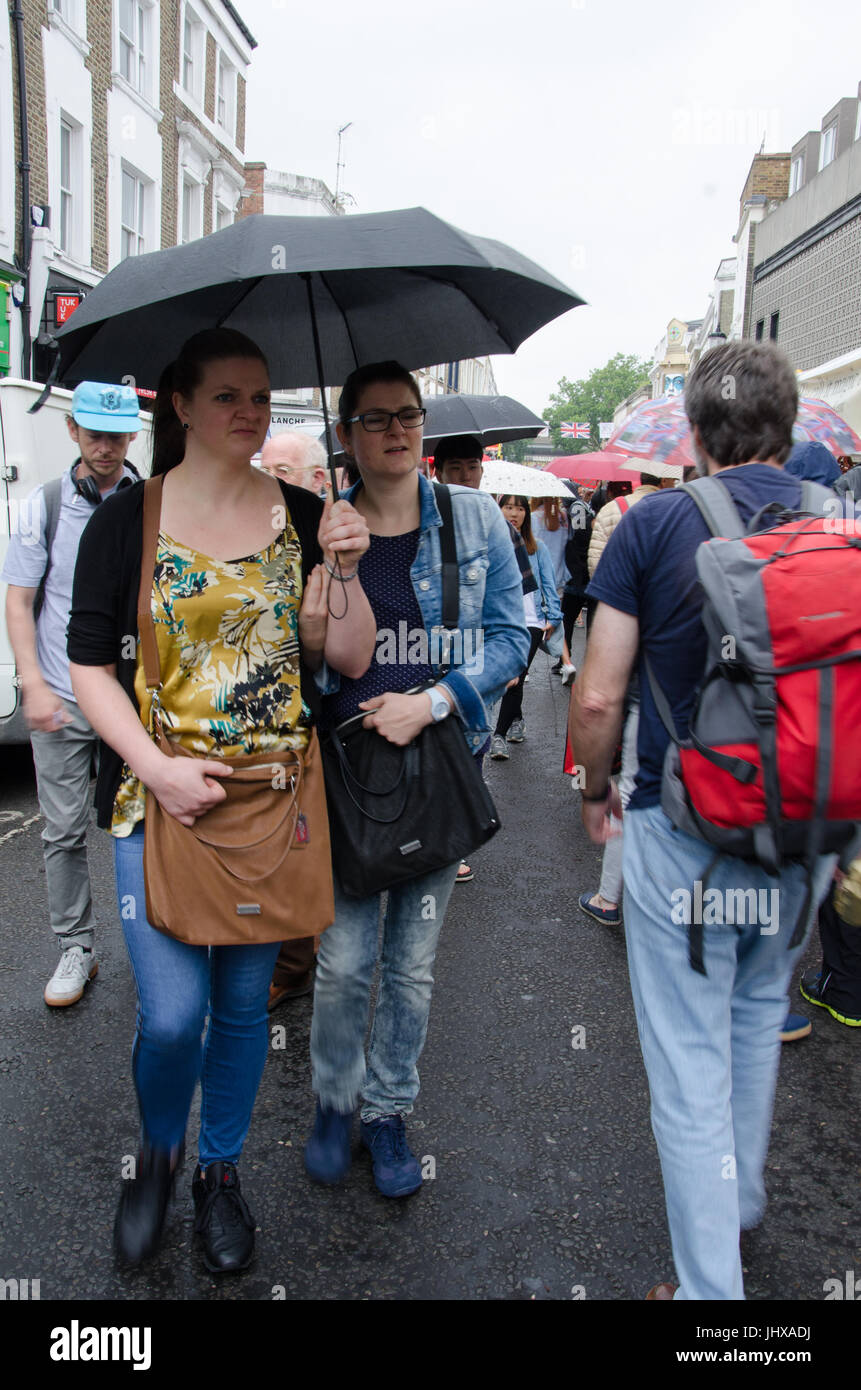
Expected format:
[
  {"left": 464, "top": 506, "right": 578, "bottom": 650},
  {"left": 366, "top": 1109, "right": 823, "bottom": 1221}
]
[
  {"left": 623, "top": 803, "right": 833, "bottom": 1300},
  {"left": 310, "top": 861, "right": 460, "bottom": 1121}
]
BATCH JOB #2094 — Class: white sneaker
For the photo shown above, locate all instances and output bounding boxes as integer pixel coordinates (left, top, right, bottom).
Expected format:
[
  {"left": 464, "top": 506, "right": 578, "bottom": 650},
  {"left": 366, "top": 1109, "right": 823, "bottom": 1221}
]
[
  {"left": 44, "top": 946, "right": 98, "bottom": 1007},
  {"left": 507, "top": 719, "right": 526, "bottom": 743},
  {"left": 490, "top": 735, "right": 510, "bottom": 760},
  {"left": 561, "top": 664, "right": 577, "bottom": 686}
]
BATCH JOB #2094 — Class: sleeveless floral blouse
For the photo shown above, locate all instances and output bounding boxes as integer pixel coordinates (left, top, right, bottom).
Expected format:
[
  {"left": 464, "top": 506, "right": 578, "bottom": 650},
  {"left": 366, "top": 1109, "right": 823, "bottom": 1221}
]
[{"left": 111, "top": 517, "right": 310, "bottom": 837}]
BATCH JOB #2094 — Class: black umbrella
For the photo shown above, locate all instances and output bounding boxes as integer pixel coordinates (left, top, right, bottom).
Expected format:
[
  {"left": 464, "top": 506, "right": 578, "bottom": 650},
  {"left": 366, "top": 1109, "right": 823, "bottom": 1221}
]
[
  {"left": 322, "top": 391, "right": 547, "bottom": 458},
  {"left": 51, "top": 207, "right": 584, "bottom": 492}
]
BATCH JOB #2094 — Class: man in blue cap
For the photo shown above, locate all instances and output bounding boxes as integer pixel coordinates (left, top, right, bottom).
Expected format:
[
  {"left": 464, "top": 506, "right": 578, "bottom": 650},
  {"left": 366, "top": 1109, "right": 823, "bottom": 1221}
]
[{"left": 2, "top": 382, "right": 140, "bottom": 1005}]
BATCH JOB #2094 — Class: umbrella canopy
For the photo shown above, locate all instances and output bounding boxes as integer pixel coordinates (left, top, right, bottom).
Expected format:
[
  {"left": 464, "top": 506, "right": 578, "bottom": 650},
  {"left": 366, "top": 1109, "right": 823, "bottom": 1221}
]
[
  {"left": 53, "top": 208, "right": 584, "bottom": 391},
  {"left": 544, "top": 452, "right": 641, "bottom": 484},
  {"left": 608, "top": 394, "right": 861, "bottom": 469},
  {"left": 420, "top": 393, "right": 546, "bottom": 455},
  {"left": 479, "top": 459, "right": 571, "bottom": 498}
]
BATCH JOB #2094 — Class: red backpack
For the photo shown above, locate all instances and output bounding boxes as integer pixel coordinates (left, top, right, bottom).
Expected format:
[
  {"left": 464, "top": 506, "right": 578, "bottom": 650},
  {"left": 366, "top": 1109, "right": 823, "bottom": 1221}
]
[{"left": 649, "top": 475, "right": 861, "bottom": 972}]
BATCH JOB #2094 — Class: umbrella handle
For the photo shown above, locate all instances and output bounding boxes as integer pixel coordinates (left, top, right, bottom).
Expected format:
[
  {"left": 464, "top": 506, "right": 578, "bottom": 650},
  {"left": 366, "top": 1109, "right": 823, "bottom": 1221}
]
[{"left": 302, "top": 272, "right": 340, "bottom": 503}]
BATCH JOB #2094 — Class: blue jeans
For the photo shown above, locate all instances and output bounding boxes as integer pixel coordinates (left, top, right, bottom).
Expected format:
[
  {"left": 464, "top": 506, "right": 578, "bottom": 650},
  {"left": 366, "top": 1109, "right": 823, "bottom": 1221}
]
[
  {"left": 114, "top": 825, "right": 280, "bottom": 1166},
  {"left": 623, "top": 804, "right": 833, "bottom": 1300},
  {"left": 310, "top": 861, "right": 460, "bottom": 1121}
]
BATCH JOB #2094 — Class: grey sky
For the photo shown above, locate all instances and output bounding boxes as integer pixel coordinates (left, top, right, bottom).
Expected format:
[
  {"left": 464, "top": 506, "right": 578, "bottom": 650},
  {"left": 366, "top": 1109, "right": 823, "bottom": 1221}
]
[{"left": 244, "top": 0, "right": 861, "bottom": 415}]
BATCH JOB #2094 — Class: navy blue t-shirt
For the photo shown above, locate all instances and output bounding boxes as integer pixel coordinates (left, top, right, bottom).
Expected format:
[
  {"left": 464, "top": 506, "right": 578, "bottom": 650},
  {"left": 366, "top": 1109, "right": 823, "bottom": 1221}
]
[
  {"left": 323, "top": 528, "right": 434, "bottom": 727},
  {"left": 586, "top": 464, "right": 807, "bottom": 810}
]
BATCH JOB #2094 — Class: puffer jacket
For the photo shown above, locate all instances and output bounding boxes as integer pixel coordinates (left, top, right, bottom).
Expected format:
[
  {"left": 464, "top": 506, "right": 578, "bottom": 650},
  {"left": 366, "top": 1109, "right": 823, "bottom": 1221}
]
[{"left": 587, "top": 484, "right": 660, "bottom": 577}]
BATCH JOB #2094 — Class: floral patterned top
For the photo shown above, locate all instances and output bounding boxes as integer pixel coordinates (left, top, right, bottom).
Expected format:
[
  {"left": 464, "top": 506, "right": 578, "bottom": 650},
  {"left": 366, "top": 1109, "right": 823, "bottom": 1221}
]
[{"left": 111, "top": 518, "right": 310, "bottom": 837}]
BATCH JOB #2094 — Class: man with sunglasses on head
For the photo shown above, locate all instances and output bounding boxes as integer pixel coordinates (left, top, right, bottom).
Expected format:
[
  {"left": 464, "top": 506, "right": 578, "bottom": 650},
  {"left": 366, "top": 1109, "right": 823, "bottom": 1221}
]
[{"left": 2, "top": 381, "right": 140, "bottom": 1006}]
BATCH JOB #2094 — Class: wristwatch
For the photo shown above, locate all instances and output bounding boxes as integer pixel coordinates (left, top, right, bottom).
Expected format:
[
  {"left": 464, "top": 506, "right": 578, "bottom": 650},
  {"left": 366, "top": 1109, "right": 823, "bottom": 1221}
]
[{"left": 427, "top": 686, "right": 451, "bottom": 723}]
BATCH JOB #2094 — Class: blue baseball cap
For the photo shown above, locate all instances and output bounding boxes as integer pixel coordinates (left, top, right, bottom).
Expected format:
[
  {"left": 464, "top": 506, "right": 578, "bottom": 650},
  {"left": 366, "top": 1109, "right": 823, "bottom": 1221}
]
[{"left": 71, "top": 381, "right": 141, "bottom": 432}]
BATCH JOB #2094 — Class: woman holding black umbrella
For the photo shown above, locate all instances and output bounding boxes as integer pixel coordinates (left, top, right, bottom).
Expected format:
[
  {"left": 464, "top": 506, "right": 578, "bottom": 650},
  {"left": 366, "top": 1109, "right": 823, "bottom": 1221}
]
[
  {"left": 304, "top": 359, "right": 529, "bottom": 1197},
  {"left": 68, "top": 328, "right": 375, "bottom": 1273}
]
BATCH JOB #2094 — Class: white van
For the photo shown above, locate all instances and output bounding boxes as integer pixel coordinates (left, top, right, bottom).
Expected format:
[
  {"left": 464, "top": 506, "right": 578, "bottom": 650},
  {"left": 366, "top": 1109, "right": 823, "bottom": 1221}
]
[{"left": 0, "top": 378, "right": 152, "bottom": 743}]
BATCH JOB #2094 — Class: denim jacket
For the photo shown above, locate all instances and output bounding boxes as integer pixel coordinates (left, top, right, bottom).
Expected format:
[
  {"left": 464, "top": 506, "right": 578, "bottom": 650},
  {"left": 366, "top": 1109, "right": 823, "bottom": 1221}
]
[
  {"left": 317, "top": 473, "right": 530, "bottom": 751},
  {"left": 529, "top": 540, "right": 564, "bottom": 626}
]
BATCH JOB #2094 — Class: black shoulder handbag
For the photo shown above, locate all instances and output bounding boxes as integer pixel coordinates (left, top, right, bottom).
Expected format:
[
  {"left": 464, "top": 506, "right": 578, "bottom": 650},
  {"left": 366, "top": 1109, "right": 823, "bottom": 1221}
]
[{"left": 321, "top": 484, "right": 501, "bottom": 898}]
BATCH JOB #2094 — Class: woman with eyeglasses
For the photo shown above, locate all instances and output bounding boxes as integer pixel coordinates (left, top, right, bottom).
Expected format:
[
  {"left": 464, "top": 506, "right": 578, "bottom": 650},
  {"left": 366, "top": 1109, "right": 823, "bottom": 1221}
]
[{"left": 304, "top": 359, "right": 529, "bottom": 1197}]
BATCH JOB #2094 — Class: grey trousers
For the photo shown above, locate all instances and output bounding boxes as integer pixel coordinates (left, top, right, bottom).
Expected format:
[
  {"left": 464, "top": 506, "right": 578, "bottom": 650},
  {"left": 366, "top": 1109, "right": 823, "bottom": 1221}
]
[{"left": 30, "top": 697, "right": 99, "bottom": 952}]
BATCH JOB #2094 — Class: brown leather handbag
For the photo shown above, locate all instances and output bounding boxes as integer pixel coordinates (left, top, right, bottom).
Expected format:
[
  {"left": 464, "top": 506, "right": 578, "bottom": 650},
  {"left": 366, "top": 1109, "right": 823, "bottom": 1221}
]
[{"left": 136, "top": 476, "right": 335, "bottom": 946}]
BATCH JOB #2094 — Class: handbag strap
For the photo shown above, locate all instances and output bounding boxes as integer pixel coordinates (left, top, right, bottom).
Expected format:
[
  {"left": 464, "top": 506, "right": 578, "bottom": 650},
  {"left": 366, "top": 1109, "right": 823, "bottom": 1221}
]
[
  {"left": 433, "top": 482, "right": 459, "bottom": 672},
  {"left": 137, "top": 475, "right": 165, "bottom": 692}
]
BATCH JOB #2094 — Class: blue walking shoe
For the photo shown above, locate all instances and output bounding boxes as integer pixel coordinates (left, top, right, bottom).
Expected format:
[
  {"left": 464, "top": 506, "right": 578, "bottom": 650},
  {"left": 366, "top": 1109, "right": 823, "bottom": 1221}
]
[
  {"left": 360, "top": 1114, "right": 422, "bottom": 1198},
  {"left": 304, "top": 1100, "right": 354, "bottom": 1184}
]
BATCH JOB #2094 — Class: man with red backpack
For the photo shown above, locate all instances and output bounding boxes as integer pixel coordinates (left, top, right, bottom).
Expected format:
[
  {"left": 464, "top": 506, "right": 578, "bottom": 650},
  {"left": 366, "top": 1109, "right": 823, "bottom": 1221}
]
[{"left": 568, "top": 341, "right": 858, "bottom": 1300}]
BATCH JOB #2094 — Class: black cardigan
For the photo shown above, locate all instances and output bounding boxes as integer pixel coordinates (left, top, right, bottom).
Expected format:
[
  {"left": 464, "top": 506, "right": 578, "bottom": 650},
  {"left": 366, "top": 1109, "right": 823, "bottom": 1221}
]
[{"left": 68, "top": 478, "right": 324, "bottom": 828}]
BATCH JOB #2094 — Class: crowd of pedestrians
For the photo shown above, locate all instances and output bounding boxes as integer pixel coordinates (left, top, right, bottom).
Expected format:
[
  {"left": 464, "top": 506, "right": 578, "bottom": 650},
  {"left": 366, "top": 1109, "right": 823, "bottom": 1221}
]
[{"left": 3, "top": 336, "right": 859, "bottom": 1299}]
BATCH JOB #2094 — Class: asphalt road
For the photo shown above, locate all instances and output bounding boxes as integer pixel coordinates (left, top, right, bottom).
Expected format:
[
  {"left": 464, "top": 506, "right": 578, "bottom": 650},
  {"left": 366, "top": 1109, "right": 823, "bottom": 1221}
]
[{"left": 1, "top": 639, "right": 858, "bottom": 1306}]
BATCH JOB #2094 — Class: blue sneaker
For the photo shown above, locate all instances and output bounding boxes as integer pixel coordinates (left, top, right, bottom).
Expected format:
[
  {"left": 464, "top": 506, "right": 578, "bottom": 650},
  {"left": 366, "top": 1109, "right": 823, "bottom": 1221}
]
[
  {"left": 779, "top": 1013, "right": 811, "bottom": 1042},
  {"left": 360, "top": 1114, "right": 422, "bottom": 1198},
  {"left": 304, "top": 1101, "right": 354, "bottom": 1184}
]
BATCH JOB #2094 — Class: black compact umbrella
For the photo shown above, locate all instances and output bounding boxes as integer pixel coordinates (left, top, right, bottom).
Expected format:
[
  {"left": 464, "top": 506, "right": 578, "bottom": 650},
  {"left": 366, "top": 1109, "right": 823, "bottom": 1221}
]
[
  {"left": 322, "top": 391, "right": 547, "bottom": 458},
  {"left": 51, "top": 207, "right": 584, "bottom": 492}
]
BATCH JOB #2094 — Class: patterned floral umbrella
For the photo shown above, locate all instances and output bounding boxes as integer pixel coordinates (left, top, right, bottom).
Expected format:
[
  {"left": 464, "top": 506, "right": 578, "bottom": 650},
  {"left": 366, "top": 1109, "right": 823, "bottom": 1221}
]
[
  {"left": 606, "top": 397, "right": 861, "bottom": 472},
  {"left": 608, "top": 394, "right": 861, "bottom": 468}
]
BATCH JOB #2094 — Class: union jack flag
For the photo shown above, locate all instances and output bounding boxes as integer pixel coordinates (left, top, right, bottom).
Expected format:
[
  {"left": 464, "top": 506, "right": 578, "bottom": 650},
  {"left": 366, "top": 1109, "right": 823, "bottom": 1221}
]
[{"left": 560, "top": 421, "right": 591, "bottom": 439}]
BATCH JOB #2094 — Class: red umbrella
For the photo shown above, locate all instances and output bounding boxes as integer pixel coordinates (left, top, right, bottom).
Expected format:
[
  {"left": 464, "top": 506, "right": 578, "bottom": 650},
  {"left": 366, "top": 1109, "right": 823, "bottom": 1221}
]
[{"left": 544, "top": 452, "right": 640, "bottom": 483}]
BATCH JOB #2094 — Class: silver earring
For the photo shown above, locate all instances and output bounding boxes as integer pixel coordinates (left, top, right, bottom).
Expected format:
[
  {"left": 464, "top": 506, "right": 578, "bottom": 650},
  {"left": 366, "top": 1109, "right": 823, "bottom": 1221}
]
[{"left": 182, "top": 422, "right": 190, "bottom": 431}]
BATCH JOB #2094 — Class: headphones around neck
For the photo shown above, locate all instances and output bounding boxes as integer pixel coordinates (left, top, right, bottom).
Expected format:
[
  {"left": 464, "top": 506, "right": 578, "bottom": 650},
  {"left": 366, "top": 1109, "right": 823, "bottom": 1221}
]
[{"left": 72, "top": 461, "right": 138, "bottom": 506}]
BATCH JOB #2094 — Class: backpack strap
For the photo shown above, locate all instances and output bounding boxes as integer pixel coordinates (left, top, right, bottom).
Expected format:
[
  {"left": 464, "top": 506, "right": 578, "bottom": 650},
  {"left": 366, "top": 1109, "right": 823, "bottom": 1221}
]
[
  {"left": 616, "top": 495, "right": 630, "bottom": 516},
  {"left": 433, "top": 483, "right": 460, "bottom": 670},
  {"left": 33, "top": 477, "right": 64, "bottom": 619},
  {"left": 681, "top": 476, "right": 746, "bottom": 539}
]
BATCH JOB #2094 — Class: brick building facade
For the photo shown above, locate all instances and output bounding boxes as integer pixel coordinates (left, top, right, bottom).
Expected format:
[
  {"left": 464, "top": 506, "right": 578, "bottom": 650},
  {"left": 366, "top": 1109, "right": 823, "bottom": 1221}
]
[{"left": 0, "top": 0, "right": 255, "bottom": 382}]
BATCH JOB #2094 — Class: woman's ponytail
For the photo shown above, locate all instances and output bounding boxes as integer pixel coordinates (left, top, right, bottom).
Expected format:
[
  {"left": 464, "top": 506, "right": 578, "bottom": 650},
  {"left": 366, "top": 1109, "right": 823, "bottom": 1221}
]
[{"left": 151, "top": 361, "right": 186, "bottom": 477}]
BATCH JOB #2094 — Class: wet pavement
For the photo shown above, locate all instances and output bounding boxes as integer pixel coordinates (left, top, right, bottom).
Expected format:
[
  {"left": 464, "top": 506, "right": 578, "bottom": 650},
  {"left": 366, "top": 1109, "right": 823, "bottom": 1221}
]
[{"left": 1, "top": 636, "right": 858, "bottom": 1309}]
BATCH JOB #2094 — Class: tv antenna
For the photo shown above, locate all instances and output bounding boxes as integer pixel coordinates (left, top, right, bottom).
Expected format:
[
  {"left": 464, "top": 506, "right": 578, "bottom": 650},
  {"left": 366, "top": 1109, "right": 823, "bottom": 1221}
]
[{"left": 335, "top": 122, "right": 355, "bottom": 212}]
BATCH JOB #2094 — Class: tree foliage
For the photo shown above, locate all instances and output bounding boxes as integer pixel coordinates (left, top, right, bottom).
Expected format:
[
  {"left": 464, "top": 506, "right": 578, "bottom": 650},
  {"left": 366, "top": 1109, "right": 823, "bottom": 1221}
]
[
  {"left": 543, "top": 352, "right": 652, "bottom": 454},
  {"left": 502, "top": 438, "right": 529, "bottom": 463}
]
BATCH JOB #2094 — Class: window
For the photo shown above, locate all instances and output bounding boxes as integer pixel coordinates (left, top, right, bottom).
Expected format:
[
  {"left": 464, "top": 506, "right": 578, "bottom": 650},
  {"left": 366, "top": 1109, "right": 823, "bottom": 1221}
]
[
  {"left": 181, "top": 177, "right": 201, "bottom": 244},
  {"left": 50, "top": 0, "right": 85, "bottom": 38},
  {"left": 181, "top": 7, "right": 204, "bottom": 102},
  {"left": 59, "top": 118, "right": 74, "bottom": 254},
  {"left": 769, "top": 312, "right": 779, "bottom": 341},
  {"left": 119, "top": 0, "right": 147, "bottom": 95},
  {"left": 755, "top": 320, "right": 764, "bottom": 341},
  {"left": 819, "top": 123, "right": 836, "bottom": 170},
  {"left": 215, "top": 201, "right": 233, "bottom": 231},
  {"left": 789, "top": 155, "right": 804, "bottom": 195},
  {"left": 216, "top": 52, "right": 236, "bottom": 136},
  {"left": 121, "top": 167, "right": 146, "bottom": 258}
]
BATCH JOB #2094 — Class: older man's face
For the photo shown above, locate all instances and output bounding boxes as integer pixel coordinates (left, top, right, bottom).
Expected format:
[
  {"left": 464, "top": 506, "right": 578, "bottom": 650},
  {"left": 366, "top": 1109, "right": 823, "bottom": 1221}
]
[{"left": 260, "top": 435, "right": 321, "bottom": 491}]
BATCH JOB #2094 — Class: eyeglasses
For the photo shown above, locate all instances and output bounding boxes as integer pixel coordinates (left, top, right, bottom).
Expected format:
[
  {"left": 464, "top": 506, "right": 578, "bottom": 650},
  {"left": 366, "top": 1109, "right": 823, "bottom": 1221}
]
[{"left": 345, "top": 408, "right": 426, "bottom": 433}]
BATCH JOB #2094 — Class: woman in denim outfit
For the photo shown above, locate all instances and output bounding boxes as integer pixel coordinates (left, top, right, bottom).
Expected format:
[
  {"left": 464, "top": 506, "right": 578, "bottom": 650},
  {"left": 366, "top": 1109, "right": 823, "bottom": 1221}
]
[{"left": 304, "top": 360, "right": 529, "bottom": 1197}]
